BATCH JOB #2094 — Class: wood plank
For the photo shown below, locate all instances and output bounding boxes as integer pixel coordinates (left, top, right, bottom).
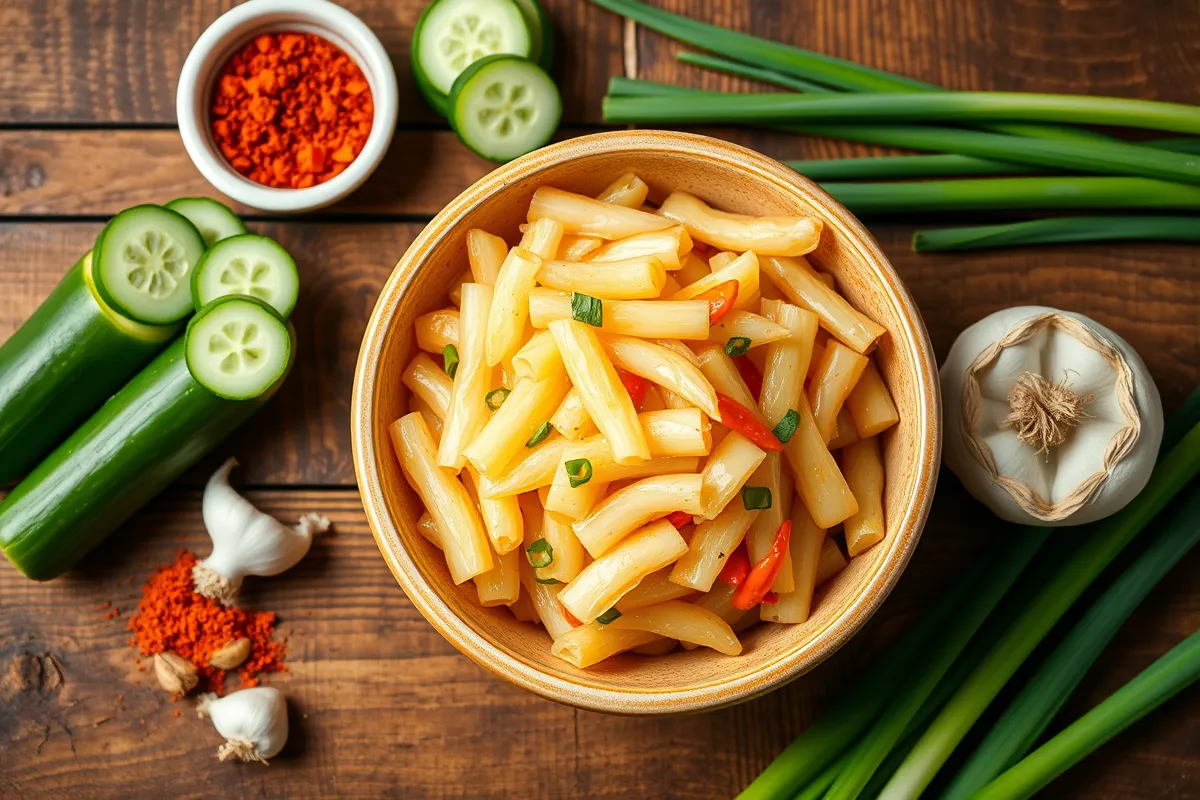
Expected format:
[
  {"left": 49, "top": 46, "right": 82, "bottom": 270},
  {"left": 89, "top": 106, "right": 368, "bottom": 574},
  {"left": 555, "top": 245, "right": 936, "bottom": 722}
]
[
  {"left": 0, "top": 222, "right": 417, "bottom": 487},
  {"left": 635, "top": 0, "right": 1200, "bottom": 100},
  {"left": 1, "top": 488, "right": 1194, "bottom": 798},
  {"left": 0, "top": 129, "right": 837, "bottom": 218},
  {"left": 3, "top": 219, "right": 1199, "bottom": 487},
  {"left": 0, "top": 0, "right": 622, "bottom": 125}
]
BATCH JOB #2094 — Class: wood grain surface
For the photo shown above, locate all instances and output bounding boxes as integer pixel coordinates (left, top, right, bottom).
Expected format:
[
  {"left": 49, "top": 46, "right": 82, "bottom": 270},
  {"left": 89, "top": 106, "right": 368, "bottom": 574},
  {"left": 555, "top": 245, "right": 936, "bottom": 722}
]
[{"left": 1, "top": 0, "right": 1199, "bottom": 797}]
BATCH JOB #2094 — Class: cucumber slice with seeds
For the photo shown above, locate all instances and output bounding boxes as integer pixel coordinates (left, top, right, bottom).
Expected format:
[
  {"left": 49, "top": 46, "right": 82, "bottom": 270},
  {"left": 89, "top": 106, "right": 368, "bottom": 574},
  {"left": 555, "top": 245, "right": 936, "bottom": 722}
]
[
  {"left": 185, "top": 296, "right": 291, "bottom": 400},
  {"left": 94, "top": 205, "right": 207, "bottom": 325},
  {"left": 191, "top": 234, "right": 299, "bottom": 319},
  {"left": 512, "top": 0, "right": 554, "bottom": 70},
  {"left": 413, "top": 0, "right": 532, "bottom": 98},
  {"left": 165, "top": 197, "right": 248, "bottom": 247},
  {"left": 450, "top": 54, "right": 561, "bottom": 163}
]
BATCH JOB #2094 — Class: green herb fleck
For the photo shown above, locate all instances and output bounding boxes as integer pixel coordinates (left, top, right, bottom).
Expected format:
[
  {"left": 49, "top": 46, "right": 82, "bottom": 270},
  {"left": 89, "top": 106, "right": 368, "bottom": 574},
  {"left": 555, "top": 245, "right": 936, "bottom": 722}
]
[
  {"left": 571, "top": 292, "right": 603, "bottom": 327},
  {"left": 526, "top": 421, "right": 552, "bottom": 447},
  {"left": 442, "top": 345, "right": 459, "bottom": 379},
  {"left": 565, "top": 458, "right": 593, "bottom": 488},
  {"left": 742, "top": 486, "right": 772, "bottom": 510},
  {"left": 725, "top": 336, "right": 752, "bottom": 357},
  {"left": 485, "top": 387, "right": 510, "bottom": 411},
  {"left": 772, "top": 409, "right": 800, "bottom": 444},
  {"left": 526, "top": 538, "right": 554, "bottom": 569},
  {"left": 596, "top": 608, "right": 623, "bottom": 625}
]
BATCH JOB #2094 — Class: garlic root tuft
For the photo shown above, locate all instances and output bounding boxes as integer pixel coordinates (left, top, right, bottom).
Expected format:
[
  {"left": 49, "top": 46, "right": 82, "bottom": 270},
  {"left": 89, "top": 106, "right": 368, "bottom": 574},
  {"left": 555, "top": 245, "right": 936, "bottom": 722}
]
[
  {"left": 1003, "top": 372, "right": 1094, "bottom": 453},
  {"left": 218, "top": 738, "right": 270, "bottom": 764}
]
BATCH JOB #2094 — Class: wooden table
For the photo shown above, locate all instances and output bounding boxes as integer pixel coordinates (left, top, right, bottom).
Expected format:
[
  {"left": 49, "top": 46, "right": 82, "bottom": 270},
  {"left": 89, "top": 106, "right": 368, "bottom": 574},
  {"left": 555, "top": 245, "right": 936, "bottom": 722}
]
[{"left": 1, "top": 1, "right": 1198, "bottom": 797}]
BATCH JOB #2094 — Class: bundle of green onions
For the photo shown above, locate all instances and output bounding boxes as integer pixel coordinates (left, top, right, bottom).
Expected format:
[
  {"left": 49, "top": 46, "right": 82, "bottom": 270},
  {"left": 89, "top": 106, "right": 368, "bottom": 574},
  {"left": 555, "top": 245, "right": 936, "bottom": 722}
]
[
  {"left": 590, "top": 0, "right": 1200, "bottom": 252},
  {"left": 732, "top": 384, "right": 1200, "bottom": 800}
]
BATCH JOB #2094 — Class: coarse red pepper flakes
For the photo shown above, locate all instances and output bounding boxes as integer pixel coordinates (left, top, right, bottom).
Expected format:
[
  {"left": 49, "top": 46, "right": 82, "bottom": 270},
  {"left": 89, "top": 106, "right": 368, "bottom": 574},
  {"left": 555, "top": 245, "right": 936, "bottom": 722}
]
[
  {"left": 210, "top": 32, "right": 374, "bottom": 189},
  {"left": 128, "top": 550, "right": 286, "bottom": 694}
]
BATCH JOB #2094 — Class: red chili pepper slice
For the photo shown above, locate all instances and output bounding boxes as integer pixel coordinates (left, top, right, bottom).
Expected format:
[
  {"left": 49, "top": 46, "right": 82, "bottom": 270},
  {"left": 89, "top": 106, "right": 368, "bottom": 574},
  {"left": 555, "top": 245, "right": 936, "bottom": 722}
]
[
  {"left": 733, "top": 520, "right": 792, "bottom": 610},
  {"left": 617, "top": 368, "right": 648, "bottom": 408},
  {"left": 734, "top": 355, "right": 763, "bottom": 399},
  {"left": 665, "top": 510, "right": 693, "bottom": 530},
  {"left": 718, "top": 544, "right": 751, "bottom": 588},
  {"left": 695, "top": 280, "right": 739, "bottom": 325},
  {"left": 560, "top": 602, "right": 583, "bottom": 628},
  {"left": 716, "top": 393, "right": 783, "bottom": 452}
]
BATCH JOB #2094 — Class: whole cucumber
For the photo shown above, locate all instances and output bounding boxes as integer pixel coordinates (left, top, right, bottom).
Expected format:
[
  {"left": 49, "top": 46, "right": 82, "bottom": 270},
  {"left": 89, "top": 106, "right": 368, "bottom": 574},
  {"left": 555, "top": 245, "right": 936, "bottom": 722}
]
[
  {"left": 0, "top": 331, "right": 293, "bottom": 581},
  {"left": 0, "top": 253, "right": 177, "bottom": 485}
]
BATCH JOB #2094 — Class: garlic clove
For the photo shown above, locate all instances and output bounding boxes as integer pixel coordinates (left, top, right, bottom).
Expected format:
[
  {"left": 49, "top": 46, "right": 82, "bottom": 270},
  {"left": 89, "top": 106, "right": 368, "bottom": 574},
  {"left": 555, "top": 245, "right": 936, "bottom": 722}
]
[
  {"left": 198, "top": 686, "right": 288, "bottom": 763},
  {"left": 209, "top": 637, "right": 252, "bottom": 670},
  {"left": 195, "top": 458, "right": 332, "bottom": 605},
  {"left": 154, "top": 652, "right": 199, "bottom": 695}
]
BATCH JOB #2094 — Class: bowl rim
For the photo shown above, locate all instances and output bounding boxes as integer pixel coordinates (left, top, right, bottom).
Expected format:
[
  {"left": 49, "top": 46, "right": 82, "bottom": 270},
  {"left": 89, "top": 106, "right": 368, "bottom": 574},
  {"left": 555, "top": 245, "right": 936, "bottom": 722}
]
[
  {"left": 351, "top": 130, "right": 942, "bottom": 714},
  {"left": 175, "top": 0, "right": 399, "bottom": 213}
]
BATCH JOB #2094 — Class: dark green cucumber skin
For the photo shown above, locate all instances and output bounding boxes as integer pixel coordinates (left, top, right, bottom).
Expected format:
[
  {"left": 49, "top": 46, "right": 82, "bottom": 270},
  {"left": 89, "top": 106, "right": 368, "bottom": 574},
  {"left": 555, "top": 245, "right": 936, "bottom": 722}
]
[
  {"left": 0, "top": 257, "right": 171, "bottom": 485},
  {"left": 0, "top": 336, "right": 290, "bottom": 581}
]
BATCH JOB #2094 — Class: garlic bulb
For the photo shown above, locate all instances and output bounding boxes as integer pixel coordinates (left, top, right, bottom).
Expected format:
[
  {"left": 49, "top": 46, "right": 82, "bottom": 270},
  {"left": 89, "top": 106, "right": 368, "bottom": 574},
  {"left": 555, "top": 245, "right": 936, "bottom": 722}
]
[
  {"left": 197, "top": 686, "right": 288, "bottom": 763},
  {"left": 193, "top": 458, "right": 331, "bottom": 604},
  {"left": 941, "top": 306, "right": 1162, "bottom": 527}
]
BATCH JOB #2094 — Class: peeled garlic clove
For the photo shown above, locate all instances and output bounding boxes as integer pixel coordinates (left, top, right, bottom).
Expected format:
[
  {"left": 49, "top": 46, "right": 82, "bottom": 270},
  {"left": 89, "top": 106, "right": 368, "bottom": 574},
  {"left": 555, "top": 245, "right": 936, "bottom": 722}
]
[
  {"left": 193, "top": 458, "right": 331, "bottom": 605},
  {"left": 154, "top": 652, "right": 199, "bottom": 695},
  {"left": 197, "top": 686, "right": 288, "bottom": 763},
  {"left": 209, "top": 637, "right": 252, "bottom": 670}
]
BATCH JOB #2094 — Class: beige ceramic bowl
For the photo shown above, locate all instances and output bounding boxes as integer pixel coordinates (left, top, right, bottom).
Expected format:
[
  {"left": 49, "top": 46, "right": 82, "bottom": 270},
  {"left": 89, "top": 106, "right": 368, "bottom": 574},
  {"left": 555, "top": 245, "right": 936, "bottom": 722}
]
[{"left": 352, "top": 130, "right": 940, "bottom": 714}]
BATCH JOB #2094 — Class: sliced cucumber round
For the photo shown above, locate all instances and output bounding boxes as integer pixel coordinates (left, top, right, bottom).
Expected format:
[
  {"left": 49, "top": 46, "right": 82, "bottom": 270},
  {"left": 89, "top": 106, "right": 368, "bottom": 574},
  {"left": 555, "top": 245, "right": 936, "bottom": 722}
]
[
  {"left": 94, "top": 205, "right": 207, "bottom": 325},
  {"left": 191, "top": 234, "right": 299, "bottom": 319},
  {"left": 165, "top": 197, "right": 248, "bottom": 247},
  {"left": 185, "top": 296, "right": 291, "bottom": 400},
  {"left": 512, "top": 0, "right": 554, "bottom": 70},
  {"left": 449, "top": 54, "right": 561, "bottom": 163},
  {"left": 413, "top": 0, "right": 532, "bottom": 98}
]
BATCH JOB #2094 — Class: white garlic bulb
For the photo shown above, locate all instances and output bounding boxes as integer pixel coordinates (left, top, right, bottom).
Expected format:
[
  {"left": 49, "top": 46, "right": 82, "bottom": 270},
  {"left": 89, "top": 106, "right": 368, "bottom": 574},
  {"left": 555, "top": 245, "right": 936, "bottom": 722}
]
[
  {"left": 198, "top": 686, "right": 288, "bottom": 763},
  {"left": 941, "top": 306, "right": 1162, "bottom": 526},
  {"left": 193, "top": 458, "right": 331, "bottom": 604}
]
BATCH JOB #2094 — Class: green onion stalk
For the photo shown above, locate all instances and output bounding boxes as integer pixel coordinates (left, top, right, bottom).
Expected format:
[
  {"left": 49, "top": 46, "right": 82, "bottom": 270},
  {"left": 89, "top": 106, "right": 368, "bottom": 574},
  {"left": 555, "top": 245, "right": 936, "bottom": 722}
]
[
  {"left": 878, "top": 420, "right": 1200, "bottom": 800},
  {"left": 675, "top": 51, "right": 833, "bottom": 95},
  {"left": 734, "top": 565, "right": 976, "bottom": 799},
  {"left": 975, "top": 628, "right": 1200, "bottom": 800},
  {"left": 789, "top": 154, "right": 1031, "bottom": 181},
  {"left": 742, "top": 385, "right": 1200, "bottom": 800},
  {"left": 943, "top": 488, "right": 1200, "bottom": 798},
  {"left": 604, "top": 80, "right": 1200, "bottom": 185},
  {"left": 913, "top": 216, "right": 1200, "bottom": 252},
  {"left": 821, "top": 534, "right": 1048, "bottom": 800},
  {"left": 821, "top": 178, "right": 1200, "bottom": 215},
  {"left": 591, "top": 0, "right": 1107, "bottom": 142},
  {"left": 603, "top": 90, "right": 1200, "bottom": 136}
]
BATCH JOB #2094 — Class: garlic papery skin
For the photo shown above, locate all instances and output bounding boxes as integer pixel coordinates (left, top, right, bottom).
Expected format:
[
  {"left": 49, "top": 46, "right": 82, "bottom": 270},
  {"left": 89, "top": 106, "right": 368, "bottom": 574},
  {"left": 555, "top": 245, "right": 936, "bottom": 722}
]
[
  {"left": 941, "top": 306, "right": 1163, "bottom": 527},
  {"left": 197, "top": 686, "right": 288, "bottom": 763},
  {"left": 194, "top": 458, "right": 331, "bottom": 604}
]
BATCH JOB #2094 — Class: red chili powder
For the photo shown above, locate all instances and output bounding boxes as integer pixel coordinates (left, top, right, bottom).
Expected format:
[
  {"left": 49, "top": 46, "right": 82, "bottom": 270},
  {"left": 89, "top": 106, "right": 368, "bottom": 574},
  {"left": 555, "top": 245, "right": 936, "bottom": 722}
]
[
  {"left": 128, "top": 550, "right": 286, "bottom": 694},
  {"left": 210, "top": 32, "right": 374, "bottom": 189}
]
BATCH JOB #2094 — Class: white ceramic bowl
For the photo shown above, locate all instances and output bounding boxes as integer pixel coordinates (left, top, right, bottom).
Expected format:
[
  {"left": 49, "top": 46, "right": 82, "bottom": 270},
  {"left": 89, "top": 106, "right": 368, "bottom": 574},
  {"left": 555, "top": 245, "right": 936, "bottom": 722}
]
[{"left": 176, "top": 0, "right": 399, "bottom": 213}]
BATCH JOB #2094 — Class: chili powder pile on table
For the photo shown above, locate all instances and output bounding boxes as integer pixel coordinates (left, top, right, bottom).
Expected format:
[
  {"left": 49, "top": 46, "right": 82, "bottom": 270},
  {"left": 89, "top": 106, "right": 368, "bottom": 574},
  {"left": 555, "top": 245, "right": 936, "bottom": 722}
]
[
  {"left": 211, "top": 32, "right": 374, "bottom": 189},
  {"left": 129, "top": 550, "right": 286, "bottom": 694}
]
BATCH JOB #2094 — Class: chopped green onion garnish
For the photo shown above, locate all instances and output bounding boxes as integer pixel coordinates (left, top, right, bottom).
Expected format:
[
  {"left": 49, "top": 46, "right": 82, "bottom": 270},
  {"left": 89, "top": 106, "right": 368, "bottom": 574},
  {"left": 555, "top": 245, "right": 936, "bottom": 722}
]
[
  {"left": 526, "top": 421, "right": 552, "bottom": 447},
  {"left": 442, "top": 345, "right": 459, "bottom": 379},
  {"left": 571, "top": 292, "right": 603, "bottom": 327},
  {"left": 525, "top": 538, "right": 554, "bottom": 569},
  {"left": 773, "top": 409, "right": 800, "bottom": 444},
  {"left": 725, "top": 336, "right": 752, "bottom": 356},
  {"left": 743, "top": 486, "right": 772, "bottom": 510},
  {"left": 565, "top": 458, "right": 593, "bottom": 488},
  {"left": 534, "top": 576, "right": 563, "bottom": 585},
  {"left": 485, "top": 387, "right": 510, "bottom": 410},
  {"left": 596, "top": 607, "right": 622, "bottom": 625}
]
